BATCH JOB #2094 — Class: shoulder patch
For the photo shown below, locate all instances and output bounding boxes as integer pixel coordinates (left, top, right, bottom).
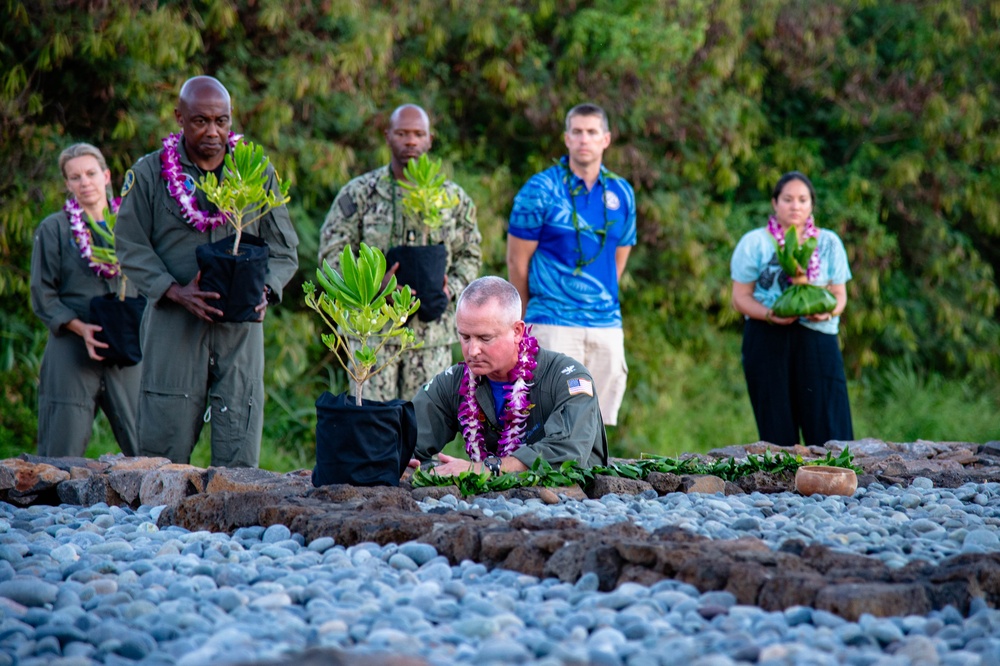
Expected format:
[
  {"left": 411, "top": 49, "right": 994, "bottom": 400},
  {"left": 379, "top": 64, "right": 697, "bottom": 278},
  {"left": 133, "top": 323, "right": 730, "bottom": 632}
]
[
  {"left": 567, "top": 377, "right": 593, "bottom": 397},
  {"left": 120, "top": 169, "right": 135, "bottom": 198},
  {"left": 337, "top": 195, "right": 358, "bottom": 218}
]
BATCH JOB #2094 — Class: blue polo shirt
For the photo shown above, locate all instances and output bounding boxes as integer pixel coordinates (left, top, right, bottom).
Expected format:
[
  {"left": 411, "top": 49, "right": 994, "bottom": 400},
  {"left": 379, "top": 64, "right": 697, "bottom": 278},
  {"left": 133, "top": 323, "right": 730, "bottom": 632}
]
[{"left": 509, "top": 157, "right": 636, "bottom": 328}]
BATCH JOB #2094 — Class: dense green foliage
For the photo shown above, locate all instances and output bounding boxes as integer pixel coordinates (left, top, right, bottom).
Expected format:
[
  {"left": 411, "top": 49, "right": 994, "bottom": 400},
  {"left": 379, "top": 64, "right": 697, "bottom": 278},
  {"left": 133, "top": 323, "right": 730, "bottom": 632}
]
[
  {"left": 410, "top": 447, "right": 862, "bottom": 496},
  {"left": 3, "top": 1, "right": 999, "bottom": 458}
]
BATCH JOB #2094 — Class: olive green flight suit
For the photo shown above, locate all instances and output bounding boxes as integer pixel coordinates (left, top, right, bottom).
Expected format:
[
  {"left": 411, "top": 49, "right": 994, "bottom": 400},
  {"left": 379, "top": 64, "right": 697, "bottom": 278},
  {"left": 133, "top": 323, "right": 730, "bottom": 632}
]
[
  {"left": 30, "top": 211, "right": 141, "bottom": 457},
  {"left": 317, "top": 165, "right": 481, "bottom": 402},
  {"left": 413, "top": 347, "right": 609, "bottom": 469},
  {"left": 115, "top": 139, "right": 299, "bottom": 467}
]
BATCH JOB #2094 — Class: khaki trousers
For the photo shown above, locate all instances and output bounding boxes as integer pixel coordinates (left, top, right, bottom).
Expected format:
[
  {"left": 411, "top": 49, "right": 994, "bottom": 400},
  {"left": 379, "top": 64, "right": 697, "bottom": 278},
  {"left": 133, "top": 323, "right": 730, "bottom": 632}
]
[{"left": 529, "top": 324, "right": 628, "bottom": 426}]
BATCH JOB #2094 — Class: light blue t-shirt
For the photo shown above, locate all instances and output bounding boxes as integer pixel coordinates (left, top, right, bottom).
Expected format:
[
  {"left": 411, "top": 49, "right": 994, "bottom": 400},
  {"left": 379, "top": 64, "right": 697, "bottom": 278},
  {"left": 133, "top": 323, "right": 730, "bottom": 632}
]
[
  {"left": 508, "top": 157, "right": 637, "bottom": 328},
  {"left": 730, "top": 227, "right": 851, "bottom": 335}
]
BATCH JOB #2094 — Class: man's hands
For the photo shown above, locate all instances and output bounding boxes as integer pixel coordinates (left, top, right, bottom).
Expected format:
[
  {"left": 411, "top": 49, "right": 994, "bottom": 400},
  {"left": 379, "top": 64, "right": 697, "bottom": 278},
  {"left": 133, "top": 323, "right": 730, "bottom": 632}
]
[
  {"left": 66, "top": 318, "right": 108, "bottom": 362},
  {"left": 165, "top": 272, "right": 222, "bottom": 322},
  {"left": 165, "top": 275, "right": 272, "bottom": 322},
  {"left": 406, "top": 452, "right": 529, "bottom": 477}
]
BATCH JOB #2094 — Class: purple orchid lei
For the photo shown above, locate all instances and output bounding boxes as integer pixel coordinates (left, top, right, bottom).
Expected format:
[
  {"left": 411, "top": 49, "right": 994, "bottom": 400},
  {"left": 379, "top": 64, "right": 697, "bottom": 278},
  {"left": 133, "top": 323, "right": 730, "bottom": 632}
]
[
  {"left": 160, "top": 132, "right": 242, "bottom": 232},
  {"left": 64, "top": 196, "right": 121, "bottom": 279},
  {"left": 457, "top": 331, "right": 540, "bottom": 462},
  {"left": 767, "top": 214, "right": 820, "bottom": 281}
]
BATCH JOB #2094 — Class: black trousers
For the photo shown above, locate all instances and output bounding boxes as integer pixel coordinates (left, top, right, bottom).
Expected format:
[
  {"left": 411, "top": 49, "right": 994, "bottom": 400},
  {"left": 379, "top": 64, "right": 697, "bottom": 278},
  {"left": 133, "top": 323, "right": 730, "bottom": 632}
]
[{"left": 741, "top": 319, "right": 854, "bottom": 447}]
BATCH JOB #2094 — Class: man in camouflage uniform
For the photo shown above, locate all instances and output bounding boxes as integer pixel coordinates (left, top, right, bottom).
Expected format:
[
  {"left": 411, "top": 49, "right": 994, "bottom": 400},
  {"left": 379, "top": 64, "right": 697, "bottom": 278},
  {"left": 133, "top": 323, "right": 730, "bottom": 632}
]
[{"left": 318, "top": 104, "right": 481, "bottom": 402}]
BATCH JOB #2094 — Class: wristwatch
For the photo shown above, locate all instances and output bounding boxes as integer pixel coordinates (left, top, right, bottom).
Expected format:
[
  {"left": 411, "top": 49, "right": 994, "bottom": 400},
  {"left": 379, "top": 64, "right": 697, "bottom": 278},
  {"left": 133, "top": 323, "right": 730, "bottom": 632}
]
[{"left": 484, "top": 455, "right": 502, "bottom": 476}]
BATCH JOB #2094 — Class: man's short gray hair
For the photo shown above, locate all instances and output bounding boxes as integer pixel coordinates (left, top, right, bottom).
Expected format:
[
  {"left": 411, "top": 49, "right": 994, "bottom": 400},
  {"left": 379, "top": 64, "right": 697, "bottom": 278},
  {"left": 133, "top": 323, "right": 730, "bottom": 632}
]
[
  {"left": 457, "top": 276, "right": 522, "bottom": 324},
  {"left": 565, "top": 103, "right": 609, "bottom": 133},
  {"left": 58, "top": 143, "right": 108, "bottom": 179}
]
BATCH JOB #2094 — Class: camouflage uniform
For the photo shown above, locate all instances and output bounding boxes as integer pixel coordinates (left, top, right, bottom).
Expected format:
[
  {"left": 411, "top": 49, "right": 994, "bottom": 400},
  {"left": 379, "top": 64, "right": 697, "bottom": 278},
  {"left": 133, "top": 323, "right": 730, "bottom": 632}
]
[{"left": 318, "top": 165, "right": 481, "bottom": 402}]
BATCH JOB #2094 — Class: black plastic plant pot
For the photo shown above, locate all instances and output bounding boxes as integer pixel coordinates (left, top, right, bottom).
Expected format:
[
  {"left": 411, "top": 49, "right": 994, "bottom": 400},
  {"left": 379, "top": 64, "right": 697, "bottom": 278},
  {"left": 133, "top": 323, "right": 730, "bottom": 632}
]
[
  {"left": 89, "top": 294, "right": 147, "bottom": 367},
  {"left": 195, "top": 233, "right": 269, "bottom": 323},
  {"left": 385, "top": 244, "right": 448, "bottom": 323},
  {"left": 312, "top": 391, "right": 417, "bottom": 487}
]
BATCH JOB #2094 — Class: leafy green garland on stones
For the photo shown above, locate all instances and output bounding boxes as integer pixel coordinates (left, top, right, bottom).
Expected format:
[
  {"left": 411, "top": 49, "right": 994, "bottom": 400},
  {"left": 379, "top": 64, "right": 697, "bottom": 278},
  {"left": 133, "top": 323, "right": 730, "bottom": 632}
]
[{"left": 411, "top": 447, "right": 861, "bottom": 496}]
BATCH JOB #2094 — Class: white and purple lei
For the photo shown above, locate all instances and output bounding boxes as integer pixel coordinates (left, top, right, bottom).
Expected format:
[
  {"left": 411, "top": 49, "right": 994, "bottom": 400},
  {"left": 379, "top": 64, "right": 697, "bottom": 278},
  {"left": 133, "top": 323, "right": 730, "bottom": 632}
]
[
  {"left": 160, "top": 131, "right": 242, "bottom": 232},
  {"left": 64, "top": 196, "right": 121, "bottom": 279},
  {"left": 767, "top": 214, "right": 820, "bottom": 281},
  {"left": 458, "top": 331, "right": 540, "bottom": 461}
]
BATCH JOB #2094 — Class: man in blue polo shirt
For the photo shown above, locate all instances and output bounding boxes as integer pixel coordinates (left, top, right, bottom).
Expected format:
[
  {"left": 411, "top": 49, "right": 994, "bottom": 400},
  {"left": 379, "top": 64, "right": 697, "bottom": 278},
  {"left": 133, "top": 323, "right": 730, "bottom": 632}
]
[{"left": 506, "top": 103, "right": 637, "bottom": 426}]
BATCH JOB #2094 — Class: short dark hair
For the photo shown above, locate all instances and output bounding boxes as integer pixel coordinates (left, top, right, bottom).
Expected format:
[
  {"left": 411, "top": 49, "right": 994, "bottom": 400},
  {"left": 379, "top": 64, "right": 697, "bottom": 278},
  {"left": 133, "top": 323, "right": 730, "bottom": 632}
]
[
  {"left": 772, "top": 171, "right": 816, "bottom": 205},
  {"left": 565, "top": 103, "right": 609, "bottom": 133}
]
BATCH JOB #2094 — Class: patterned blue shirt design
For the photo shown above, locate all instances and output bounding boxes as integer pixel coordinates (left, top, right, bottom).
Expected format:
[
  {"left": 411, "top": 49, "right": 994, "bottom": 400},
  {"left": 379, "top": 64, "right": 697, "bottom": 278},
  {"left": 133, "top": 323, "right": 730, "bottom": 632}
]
[
  {"left": 730, "top": 227, "right": 852, "bottom": 335},
  {"left": 509, "top": 157, "right": 637, "bottom": 328}
]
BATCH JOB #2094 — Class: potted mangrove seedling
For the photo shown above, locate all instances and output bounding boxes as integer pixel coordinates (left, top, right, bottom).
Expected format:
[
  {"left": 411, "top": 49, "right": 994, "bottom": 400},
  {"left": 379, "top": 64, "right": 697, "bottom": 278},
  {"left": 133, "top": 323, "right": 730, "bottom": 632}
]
[
  {"left": 769, "top": 226, "right": 837, "bottom": 317},
  {"left": 194, "top": 140, "right": 291, "bottom": 322},
  {"left": 85, "top": 206, "right": 146, "bottom": 367},
  {"left": 303, "top": 242, "right": 422, "bottom": 487},
  {"left": 385, "top": 153, "right": 459, "bottom": 323}
]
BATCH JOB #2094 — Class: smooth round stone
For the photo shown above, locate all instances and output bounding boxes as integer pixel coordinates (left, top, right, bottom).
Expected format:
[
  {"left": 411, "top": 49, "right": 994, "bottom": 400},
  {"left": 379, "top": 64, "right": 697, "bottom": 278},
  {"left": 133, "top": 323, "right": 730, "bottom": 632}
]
[
  {"left": 731, "top": 517, "right": 761, "bottom": 531},
  {"left": 587, "top": 626, "right": 627, "bottom": 649},
  {"left": 784, "top": 606, "right": 813, "bottom": 626},
  {"left": 261, "top": 524, "right": 291, "bottom": 544},
  {"left": 249, "top": 592, "right": 292, "bottom": 608},
  {"left": 475, "top": 637, "right": 532, "bottom": 662},
  {"left": 575, "top": 572, "right": 600, "bottom": 592},
  {"left": 0, "top": 544, "right": 28, "bottom": 562},
  {"left": 0, "top": 579, "right": 58, "bottom": 607},
  {"left": 307, "top": 537, "right": 335, "bottom": 553},
  {"left": 86, "top": 579, "right": 118, "bottom": 596},
  {"left": 963, "top": 529, "right": 1000, "bottom": 548},
  {"left": 910, "top": 519, "right": 941, "bottom": 533},
  {"left": 387, "top": 553, "right": 418, "bottom": 572},
  {"left": 700, "top": 591, "right": 737, "bottom": 608},
  {"left": 92, "top": 514, "right": 115, "bottom": 529},
  {"left": 398, "top": 542, "right": 438, "bottom": 566},
  {"left": 34, "top": 623, "right": 88, "bottom": 645},
  {"left": 259, "top": 546, "right": 294, "bottom": 560},
  {"left": 451, "top": 616, "right": 499, "bottom": 638},
  {"left": 366, "top": 627, "right": 411, "bottom": 647},
  {"left": 868, "top": 619, "right": 905, "bottom": 645},
  {"left": 87, "top": 542, "right": 133, "bottom": 557},
  {"left": 48, "top": 544, "right": 80, "bottom": 564},
  {"left": 912, "top": 477, "right": 934, "bottom": 490}
]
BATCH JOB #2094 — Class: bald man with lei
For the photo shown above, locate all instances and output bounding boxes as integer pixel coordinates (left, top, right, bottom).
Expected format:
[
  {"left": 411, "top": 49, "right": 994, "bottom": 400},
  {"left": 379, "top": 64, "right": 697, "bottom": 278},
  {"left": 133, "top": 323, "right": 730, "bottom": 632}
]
[{"left": 115, "top": 75, "right": 299, "bottom": 467}]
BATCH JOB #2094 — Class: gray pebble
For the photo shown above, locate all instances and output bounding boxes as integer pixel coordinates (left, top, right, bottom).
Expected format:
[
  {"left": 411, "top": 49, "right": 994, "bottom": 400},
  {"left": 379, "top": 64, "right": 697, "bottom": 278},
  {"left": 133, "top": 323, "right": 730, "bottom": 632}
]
[
  {"left": 261, "top": 524, "right": 291, "bottom": 544},
  {"left": 0, "top": 578, "right": 58, "bottom": 606}
]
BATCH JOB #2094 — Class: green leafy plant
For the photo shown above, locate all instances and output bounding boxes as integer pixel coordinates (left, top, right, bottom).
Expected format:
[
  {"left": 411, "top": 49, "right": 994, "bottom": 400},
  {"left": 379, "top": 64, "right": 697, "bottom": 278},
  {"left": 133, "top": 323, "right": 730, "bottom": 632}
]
[
  {"left": 411, "top": 447, "right": 862, "bottom": 496},
  {"left": 770, "top": 227, "right": 837, "bottom": 317},
  {"left": 399, "top": 153, "right": 459, "bottom": 244},
  {"left": 197, "top": 141, "right": 291, "bottom": 256},
  {"left": 85, "top": 206, "right": 128, "bottom": 301},
  {"left": 303, "top": 242, "right": 422, "bottom": 406}
]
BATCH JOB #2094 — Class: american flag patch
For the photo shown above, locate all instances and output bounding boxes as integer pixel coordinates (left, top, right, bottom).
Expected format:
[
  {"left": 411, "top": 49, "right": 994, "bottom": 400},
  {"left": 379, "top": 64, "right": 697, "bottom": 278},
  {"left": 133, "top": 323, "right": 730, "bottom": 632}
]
[{"left": 567, "top": 378, "right": 593, "bottom": 396}]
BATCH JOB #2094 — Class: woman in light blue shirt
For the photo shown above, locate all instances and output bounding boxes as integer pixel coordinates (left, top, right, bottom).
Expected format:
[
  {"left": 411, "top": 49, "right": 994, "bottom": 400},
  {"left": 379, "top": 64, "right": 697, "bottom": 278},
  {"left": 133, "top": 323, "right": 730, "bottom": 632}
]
[{"left": 730, "top": 171, "right": 853, "bottom": 446}]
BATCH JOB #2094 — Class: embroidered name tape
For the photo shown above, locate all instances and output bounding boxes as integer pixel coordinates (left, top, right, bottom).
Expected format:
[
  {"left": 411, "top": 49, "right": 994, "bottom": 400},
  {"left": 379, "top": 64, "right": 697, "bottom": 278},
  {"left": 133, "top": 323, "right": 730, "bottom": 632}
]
[{"left": 567, "top": 377, "right": 593, "bottom": 396}]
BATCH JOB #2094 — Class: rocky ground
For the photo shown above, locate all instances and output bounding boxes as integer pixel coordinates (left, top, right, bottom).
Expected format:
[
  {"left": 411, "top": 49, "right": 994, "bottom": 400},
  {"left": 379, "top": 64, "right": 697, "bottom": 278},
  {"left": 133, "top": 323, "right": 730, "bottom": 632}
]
[{"left": 0, "top": 438, "right": 998, "bottom": 665}]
